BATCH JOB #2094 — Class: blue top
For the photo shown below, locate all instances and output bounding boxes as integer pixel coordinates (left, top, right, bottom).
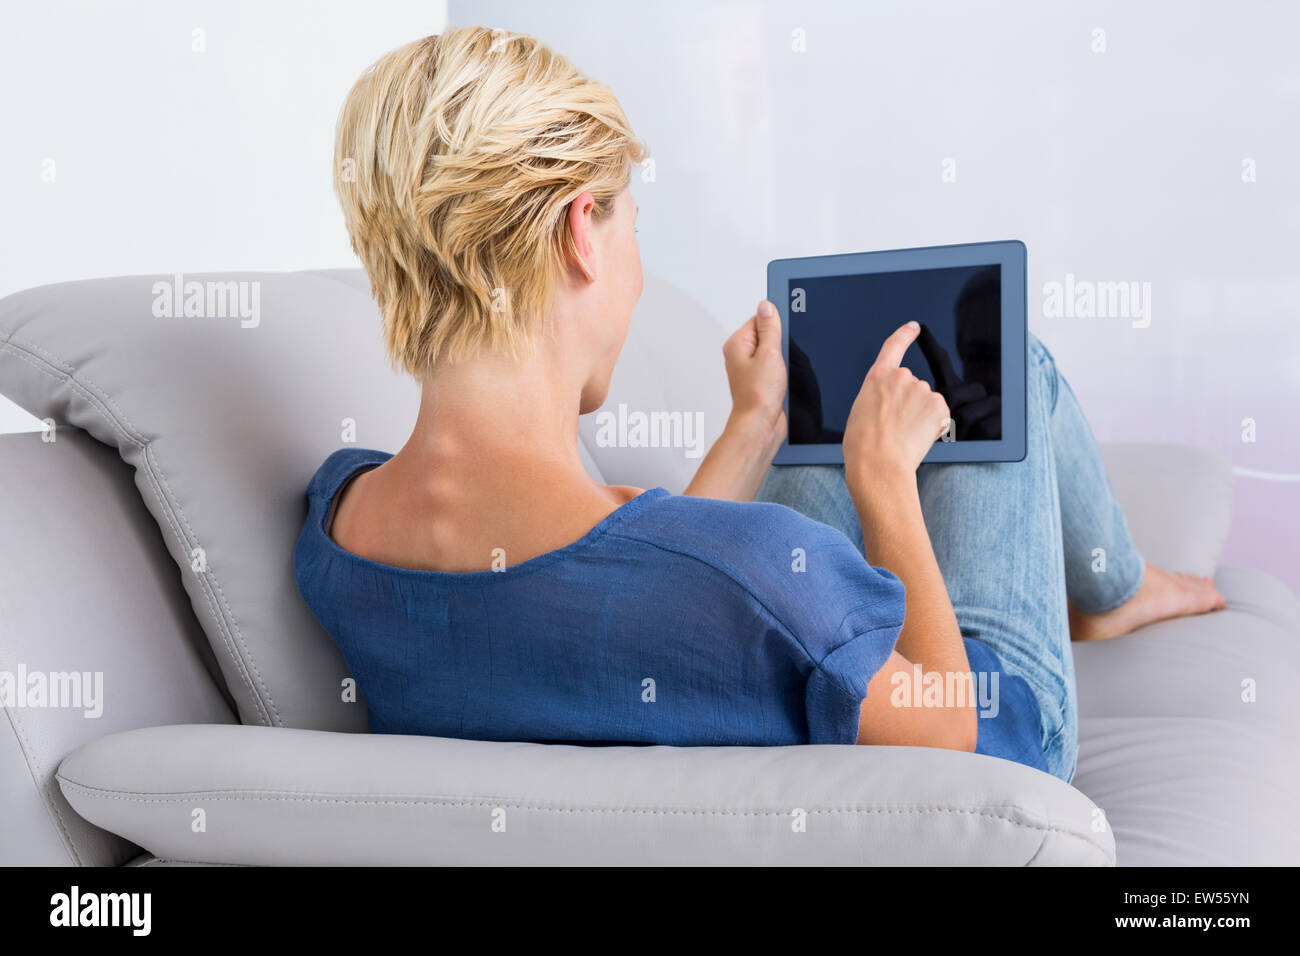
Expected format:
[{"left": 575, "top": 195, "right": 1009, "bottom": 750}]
[{"left": 294, "top": 448, "right": 1047, "bottom": 770}]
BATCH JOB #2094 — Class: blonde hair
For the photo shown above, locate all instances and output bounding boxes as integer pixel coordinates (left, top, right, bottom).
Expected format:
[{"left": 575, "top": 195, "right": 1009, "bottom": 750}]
[{"left": 333, "top": 26, "right": 646, "bottom": 377}]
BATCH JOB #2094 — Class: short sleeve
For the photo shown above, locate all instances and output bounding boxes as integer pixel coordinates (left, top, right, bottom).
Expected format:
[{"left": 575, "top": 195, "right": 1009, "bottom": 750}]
[
  {"left": 763, "top": 519, "right": 906, "bottom": 745},
  {"left": 804, "top": 610, "right": 904, "bottom": 744}
]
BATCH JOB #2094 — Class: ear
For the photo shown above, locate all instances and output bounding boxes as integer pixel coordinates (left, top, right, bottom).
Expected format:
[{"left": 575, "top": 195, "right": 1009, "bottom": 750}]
[{"left": 565, "top": 191, "right": 598, "bottom": 283}]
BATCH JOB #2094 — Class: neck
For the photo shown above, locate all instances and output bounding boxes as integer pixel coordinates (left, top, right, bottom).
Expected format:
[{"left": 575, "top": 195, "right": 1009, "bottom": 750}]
[{"left": 394, "top": 342, "right": 592, "bottom": 492}]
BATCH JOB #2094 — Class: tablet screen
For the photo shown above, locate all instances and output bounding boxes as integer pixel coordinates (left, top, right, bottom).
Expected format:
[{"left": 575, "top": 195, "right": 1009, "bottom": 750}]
[{"left": 786, "top": 263, "right": 1002, "bottom": 445}]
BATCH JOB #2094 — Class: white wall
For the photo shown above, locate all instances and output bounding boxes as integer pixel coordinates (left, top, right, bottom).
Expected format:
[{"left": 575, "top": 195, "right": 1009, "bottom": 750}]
[
  {"left": 0, "top": 0, "right": 448, "bottom": 432},
  {"left": 452, "top": 0, "right": 1300, "bottom": 588}
]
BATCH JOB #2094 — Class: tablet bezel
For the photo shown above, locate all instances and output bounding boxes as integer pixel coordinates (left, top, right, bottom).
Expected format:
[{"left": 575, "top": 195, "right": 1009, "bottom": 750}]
[{"left": 769, "top": 239, "right": 1027, "bottom": 465}]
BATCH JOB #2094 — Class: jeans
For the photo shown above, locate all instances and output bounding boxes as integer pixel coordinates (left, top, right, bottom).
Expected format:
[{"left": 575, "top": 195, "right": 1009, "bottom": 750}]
[{"left": 755, "top": 334, "right": 1144, "bottom": 781}]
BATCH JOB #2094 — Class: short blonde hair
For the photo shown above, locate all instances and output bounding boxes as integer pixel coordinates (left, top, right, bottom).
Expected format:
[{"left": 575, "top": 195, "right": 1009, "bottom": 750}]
[{"left": 333, "top": 26, "right": 646, "bottom": 377}]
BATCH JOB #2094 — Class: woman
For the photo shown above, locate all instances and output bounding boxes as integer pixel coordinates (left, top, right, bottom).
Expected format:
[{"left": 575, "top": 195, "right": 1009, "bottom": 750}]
[{"left": 294, "top": 26, "right": 1223, "bottom": 781}]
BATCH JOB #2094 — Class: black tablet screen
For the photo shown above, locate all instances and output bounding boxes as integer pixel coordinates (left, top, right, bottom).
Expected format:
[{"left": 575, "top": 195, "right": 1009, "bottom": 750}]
[{"left": 787, "top": 264, "right": 1002, "bottom": 445}]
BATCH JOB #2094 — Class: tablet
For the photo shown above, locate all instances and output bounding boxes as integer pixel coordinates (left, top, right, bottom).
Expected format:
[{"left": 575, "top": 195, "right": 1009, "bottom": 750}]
[{"left": 769, "top": 240, "right": 1027, "bottom": 465}]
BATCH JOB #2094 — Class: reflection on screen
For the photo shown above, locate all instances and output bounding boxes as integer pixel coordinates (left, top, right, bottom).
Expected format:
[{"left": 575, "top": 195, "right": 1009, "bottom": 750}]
[{"left": 788, "top": 264, "right": 1001, "bottom": 444}]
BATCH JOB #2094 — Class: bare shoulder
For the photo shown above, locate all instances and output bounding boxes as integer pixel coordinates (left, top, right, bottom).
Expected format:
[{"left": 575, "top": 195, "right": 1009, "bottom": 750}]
[{"left": 326, "top": 464, "right": 378, "bottom": 552}]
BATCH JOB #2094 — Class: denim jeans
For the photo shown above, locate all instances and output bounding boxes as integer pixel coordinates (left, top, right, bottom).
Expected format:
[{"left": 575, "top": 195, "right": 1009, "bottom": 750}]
[{"left": 755, "top": 334, "right": 1144, "bottom": 781}]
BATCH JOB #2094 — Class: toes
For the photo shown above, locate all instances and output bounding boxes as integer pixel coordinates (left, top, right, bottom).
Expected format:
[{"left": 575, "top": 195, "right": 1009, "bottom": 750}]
[
  {"left": 1175, "top": 573, "right": 1226, "bottom": 612},
  {"left": 1200, "top": 584, "right": 1226, "bottom": 612}
]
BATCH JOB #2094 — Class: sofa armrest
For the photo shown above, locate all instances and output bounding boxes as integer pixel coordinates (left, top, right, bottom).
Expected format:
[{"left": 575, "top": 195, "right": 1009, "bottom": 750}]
[
  {"left": 1098, "top": 442, "right": 1234, "bottom": 578},
  {"left": 57, "top": 724, "right": 1114, "bottom": 866}
]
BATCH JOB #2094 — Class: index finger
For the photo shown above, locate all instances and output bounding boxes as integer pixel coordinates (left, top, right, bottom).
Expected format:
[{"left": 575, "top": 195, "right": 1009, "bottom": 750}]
[{"left": 870, "top": 321, "right": 921, "bottom": 374}]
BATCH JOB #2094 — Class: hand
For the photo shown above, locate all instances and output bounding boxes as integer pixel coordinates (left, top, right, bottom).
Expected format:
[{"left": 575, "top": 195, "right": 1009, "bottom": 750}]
[
  {"left": 843, "top": 321, "right": 952, "bottom": 487},
  {"left": 722, "top": 300, "right": 787, "bottom": 443},
  {"left": 685, "top": 301, "right": 788, "bottom": 501}
]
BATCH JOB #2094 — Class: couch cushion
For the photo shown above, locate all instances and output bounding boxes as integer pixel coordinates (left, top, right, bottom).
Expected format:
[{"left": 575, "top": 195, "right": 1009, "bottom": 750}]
[
  {"left": 1097, "top": 442, "right": 1234, "bottom": 578},
  {"left": 57, "top": 723, "right": 1115, "bottom": 866},
  {"left": 1070, "top": 565, "right": 1300, "bottom": 865},
  {"left": 1073, "top": 566, "right": 1300, "bottom": 725},
  {"left": 0, "top": 429, "right": 235, "bottom": 865},
  {"left": 1073, "top": 715, "right": 1300, "bottom": 865}
]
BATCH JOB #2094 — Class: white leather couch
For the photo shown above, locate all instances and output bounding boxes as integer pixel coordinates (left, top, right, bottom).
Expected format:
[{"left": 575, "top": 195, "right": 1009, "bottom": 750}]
[{"left": 1, "top": 269, "right": 1295, "bottom": 865}]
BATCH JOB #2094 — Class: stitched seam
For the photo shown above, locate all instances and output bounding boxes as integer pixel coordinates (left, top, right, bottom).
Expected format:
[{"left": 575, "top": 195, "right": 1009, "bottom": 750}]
[
  {"left": 0, "top": 337, "right": 276, "bottom": 725},
  {"left": 4, "top": 329, "right": 146, "bottom": 435},
  {"left": 59, "top": 780, "right": 1114, "bottom": 863},
  {"left": 140, "top": 440, "right": 280, "bottom": 724},
  {"left": 1023, "top": 826, "right": 1052, "bottom": 867},
  {"left": 59, "top": 779, "right": 1046, "bottom": 810},
  {"left": 55, "top": 779, "right": 1108, "bottom": 855},
  {"left": 3, "top": 704, "right": 81, "bottom": 865}
]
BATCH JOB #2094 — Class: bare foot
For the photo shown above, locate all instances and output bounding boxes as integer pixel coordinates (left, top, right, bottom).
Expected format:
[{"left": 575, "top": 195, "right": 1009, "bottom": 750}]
[{"left": 1069, "top": 561, "right": 1226, "bottom": 641}]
